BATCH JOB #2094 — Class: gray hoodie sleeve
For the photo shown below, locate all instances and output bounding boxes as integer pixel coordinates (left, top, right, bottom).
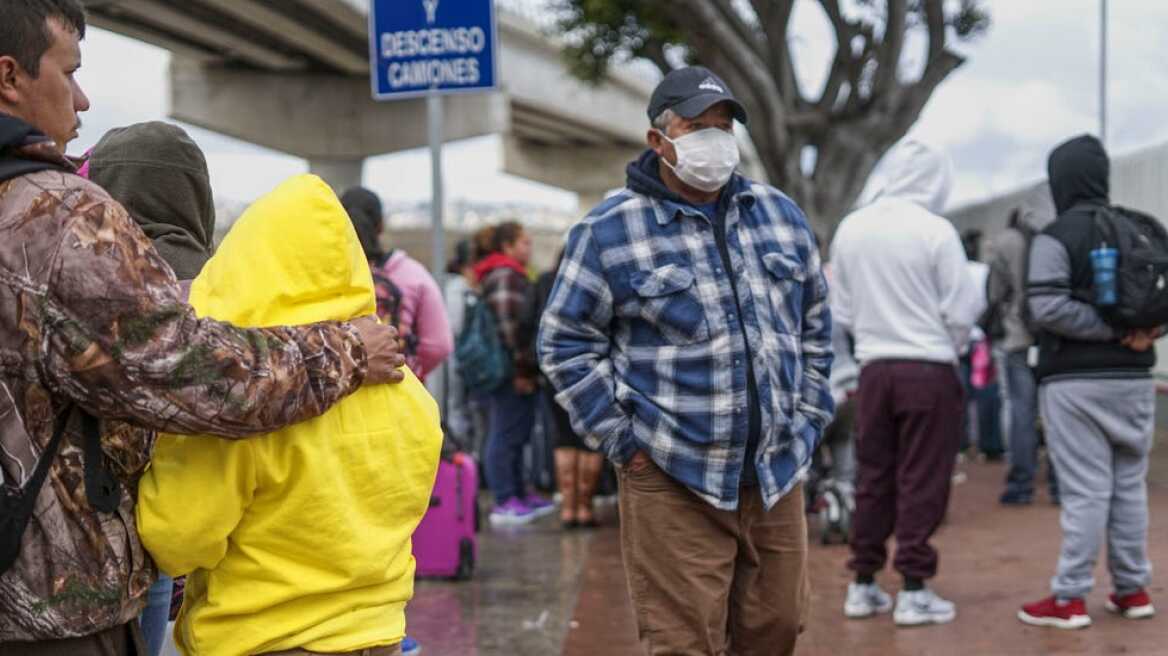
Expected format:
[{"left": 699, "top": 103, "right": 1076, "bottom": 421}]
[{"left": 1027, "top": 234, "right": 1117, "bottom": 342}]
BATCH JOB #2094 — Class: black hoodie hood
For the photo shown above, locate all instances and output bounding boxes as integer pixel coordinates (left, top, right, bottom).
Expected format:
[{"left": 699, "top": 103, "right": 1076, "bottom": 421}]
[
  {"left": 340, "top": 186, "right": 385, "bottom": 261},
  {"left": 1048, "top": 134, "right": 1109, "bottom": 215},
  {"left": 0, "top": 113, "right": 67, "bottom": 183}
]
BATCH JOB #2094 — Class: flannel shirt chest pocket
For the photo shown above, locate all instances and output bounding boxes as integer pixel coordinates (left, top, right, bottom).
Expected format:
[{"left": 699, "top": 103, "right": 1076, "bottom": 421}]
[
  {"left": 761, "top": 252, "right": 806, "bottom": 335},
  {"left": 628, "top": 264, "right": 711, "bottom": 345}
]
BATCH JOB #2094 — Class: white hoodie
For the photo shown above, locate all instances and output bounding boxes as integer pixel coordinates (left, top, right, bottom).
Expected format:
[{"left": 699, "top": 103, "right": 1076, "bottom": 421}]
[{"left": 830, "top": 141, "right": 981, "bottom": 365}]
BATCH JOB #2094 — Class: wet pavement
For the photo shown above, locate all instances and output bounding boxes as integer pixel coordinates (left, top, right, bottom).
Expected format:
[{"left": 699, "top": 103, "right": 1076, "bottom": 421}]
[
  {"left": 408, "top": 499, "right": 613, "bottom": 655},
  {"left": 410, "top": 449, "right": 1168, "bottom": 655}
]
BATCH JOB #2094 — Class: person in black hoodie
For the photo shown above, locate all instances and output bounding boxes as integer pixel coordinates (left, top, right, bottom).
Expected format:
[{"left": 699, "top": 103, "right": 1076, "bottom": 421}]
[{"left": 1018, "top": 135, "right": 1158, "bottom": 629}]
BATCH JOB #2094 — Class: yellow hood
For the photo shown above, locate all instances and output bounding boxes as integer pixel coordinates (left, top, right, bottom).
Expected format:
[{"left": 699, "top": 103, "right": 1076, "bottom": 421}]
[
  {"left": 189, "top": 174, "right": 376, "bottom": 326},
  {"left": 137, "top": 175, "right": 442, "bottom": 656}
]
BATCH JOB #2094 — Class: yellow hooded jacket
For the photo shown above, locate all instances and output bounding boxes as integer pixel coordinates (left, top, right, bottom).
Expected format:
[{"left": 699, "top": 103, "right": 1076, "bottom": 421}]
[{"left": 136, "top": 175, "right": 442, "bottom": 656}]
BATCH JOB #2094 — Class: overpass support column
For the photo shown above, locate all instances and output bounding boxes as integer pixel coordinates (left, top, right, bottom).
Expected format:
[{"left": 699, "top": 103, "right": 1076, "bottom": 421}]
[{"left": 310, "top": 158, "right": 365, "bottom": 193}]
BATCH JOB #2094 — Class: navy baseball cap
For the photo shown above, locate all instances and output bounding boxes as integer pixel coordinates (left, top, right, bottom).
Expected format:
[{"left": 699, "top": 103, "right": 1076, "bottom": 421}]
[{"left": 648, "top": 66, "right": 748, "bottom": 125}]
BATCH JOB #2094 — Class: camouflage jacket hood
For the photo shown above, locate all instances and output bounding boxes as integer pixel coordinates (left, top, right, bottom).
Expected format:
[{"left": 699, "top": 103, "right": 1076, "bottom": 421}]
[{"left": 0, "top": 121, "right": 369, "bottom": 641}]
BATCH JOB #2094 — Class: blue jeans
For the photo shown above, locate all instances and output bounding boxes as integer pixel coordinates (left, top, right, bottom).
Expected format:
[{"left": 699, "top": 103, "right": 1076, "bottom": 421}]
[
  {"left": 1003, "top": 350, "right": 1058, "bottom": 499},
  {"left": 960, "top": 359, "right": 1004, "bottom": 456},
  {"left": 484, "top": 384, "right": 537, "bottom": 504},
  {"left": 138, "top": 574, "right": 173, "bottom": 656}
]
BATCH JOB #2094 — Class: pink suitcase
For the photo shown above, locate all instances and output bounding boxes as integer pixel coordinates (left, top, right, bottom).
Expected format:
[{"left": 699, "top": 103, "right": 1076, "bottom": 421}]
[{"left": 412, "top": 452, "right": 478, "bottom": 580}]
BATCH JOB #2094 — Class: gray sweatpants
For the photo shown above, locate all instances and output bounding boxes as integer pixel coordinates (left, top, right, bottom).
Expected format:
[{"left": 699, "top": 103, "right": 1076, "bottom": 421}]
[{"left": 1039, "top": 378, "right": 1155, "bottom": 599}]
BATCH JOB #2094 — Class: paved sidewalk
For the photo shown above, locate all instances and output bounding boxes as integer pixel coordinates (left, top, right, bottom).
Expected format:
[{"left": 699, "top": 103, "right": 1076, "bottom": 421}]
[
  {"left": 156, "top": 452, "right": 1162, "bottom": 654},
  {"left": 387, "top": 449, "right": 1168, "bottom": 654},
  {"left": 565, "top": 456, "right": 1165, "bottom": 654},
  {"left": 796, "top": 457, "right": 1166, "bottom": 655}
]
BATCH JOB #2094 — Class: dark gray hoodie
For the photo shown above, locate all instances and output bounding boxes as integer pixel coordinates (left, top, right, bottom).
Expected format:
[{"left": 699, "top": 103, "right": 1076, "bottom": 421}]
[{"left": 88, "top": 121, "right": 215, "bottom": 281}]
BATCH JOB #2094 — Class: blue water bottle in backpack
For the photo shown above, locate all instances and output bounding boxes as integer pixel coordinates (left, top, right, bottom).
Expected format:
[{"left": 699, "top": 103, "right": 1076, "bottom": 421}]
[{"left": 1090, "top": 242, "right": 1119, "bottom": 307}]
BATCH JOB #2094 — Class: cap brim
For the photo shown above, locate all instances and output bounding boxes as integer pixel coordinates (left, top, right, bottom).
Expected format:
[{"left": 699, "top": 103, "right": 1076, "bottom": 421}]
[{"left": 672, "top": 94, "right": 748, "bottom": 125}]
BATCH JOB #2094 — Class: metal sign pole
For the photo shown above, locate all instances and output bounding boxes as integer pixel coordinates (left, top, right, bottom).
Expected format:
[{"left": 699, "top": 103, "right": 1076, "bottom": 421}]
[
  {"left": 428, "top": 91, "right": 446, "bottom": 284},
  {"left": 1100, "top": 0, "right": 1108, "bottom": 147}
]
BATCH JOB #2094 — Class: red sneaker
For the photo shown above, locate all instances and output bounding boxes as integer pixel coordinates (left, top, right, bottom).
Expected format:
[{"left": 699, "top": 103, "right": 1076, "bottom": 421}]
[
  {"left": 1105, "top": 589, "right": 1155, "bottom": 619},
  {"left": 1018, "top": 596, "right": 1091, "bottom": 629}
]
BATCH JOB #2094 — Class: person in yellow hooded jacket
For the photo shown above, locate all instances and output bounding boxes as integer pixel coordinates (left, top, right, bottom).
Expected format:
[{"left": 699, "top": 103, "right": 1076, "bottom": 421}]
[{"left": 136, "top": 174, "right": 442, "bottom": 656}]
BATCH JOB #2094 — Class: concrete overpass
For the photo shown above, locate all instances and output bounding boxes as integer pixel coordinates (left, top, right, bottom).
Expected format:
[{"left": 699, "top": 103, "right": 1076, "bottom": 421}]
[{"left": 80, "top": 0, "right": 653, "bottom": 205}]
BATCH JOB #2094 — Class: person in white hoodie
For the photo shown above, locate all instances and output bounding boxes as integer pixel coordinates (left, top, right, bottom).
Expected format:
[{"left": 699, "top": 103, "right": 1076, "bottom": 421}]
[{"left": 830, "top": 140, "right": 982, "bottom": 627}]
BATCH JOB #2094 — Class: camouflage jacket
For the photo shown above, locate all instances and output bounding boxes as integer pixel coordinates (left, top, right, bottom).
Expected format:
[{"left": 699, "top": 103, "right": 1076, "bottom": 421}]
[{"left": 0, "top": 133, "right": 369, "bottom": 641}]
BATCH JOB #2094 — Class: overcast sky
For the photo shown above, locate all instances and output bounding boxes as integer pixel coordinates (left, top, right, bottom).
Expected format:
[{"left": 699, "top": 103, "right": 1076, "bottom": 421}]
[{"left": 70, "top": 0, "right": 1168, "bottom": 215}]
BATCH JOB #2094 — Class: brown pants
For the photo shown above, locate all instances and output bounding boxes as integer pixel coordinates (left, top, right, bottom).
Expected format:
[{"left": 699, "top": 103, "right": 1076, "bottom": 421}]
[
  {"left": 618, "top": 460, "right": 808, "bottom": 656},
  {"left": 262, "top": 645, "right": 401, "bottom": 656},
  {"left": 0, "top": 623, "right": 145, "bottom": 656}
]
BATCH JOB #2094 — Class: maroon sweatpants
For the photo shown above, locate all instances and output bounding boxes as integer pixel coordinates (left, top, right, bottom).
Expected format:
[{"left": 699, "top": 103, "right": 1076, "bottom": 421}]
[{"left": 848, "top": 360, "right": 964, "bottom": 580}]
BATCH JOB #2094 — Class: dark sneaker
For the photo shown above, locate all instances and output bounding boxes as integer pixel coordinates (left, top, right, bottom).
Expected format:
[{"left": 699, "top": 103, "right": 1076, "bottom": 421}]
[
  {"left": 1018, "top": 596, "right": 1091, "bottom": 629},
  {"left": 999, "top": 491, "right": 1034, "bottom": 506},
  {"left": 1105, "top": 589, "right": 1155, "bottom": 619}
]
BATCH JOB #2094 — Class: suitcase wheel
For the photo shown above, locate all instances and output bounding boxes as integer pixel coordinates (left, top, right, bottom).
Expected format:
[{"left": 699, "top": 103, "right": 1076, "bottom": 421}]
[{"left": 455, "top": 537, "right": 475, "bottom": 581}]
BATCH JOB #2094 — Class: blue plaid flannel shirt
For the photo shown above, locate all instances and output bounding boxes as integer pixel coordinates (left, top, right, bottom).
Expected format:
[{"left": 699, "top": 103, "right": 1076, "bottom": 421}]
[{"left": 537, "top": 173, "right": 834, "bottom": 510}]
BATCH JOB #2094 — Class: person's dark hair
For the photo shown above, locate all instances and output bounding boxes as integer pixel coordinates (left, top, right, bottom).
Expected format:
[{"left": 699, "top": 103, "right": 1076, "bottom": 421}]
[
  {"left": 0, "top": 0, "right": 86, "bottom": 77},
  {"left": 490, "top": 221, "right": 525, "bottom": 254},
  {"left": 447, "top": 239, "right": 472, "bottom": 275},
  {"left": 961, "top": 228, "right": 982, "bottom": 261},
  {"left": 471, "top": 226, "right": 495, "bottom": 262},
  {"left": 1007, "top": 207, "right": 1022, "bottom": 229},
  {"left": 339, "top": 186, "right": 385, "bottom": 261}
]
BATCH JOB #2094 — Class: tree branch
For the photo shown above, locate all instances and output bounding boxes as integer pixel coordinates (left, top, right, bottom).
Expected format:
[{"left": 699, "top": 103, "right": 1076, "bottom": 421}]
[
  {"left": 709, "top": 0, "right": 769, "bottom": 65},
  {"left": 750, "top": 0, "right": 801, "bottom": 105},
  {"left": 845, "top": 25, "right": 877, "bottom": 112},
  {"left": 922, "top": 0, "right": 947, "bottom": 63},
  {"left": 642, "top": 37, "right": 672, "bottom": 75},
  {"left": 873, "top": 0, "right": 907, "bottom": 95},
  {"left": 672, "top": 0, "right": 791, "bottom": 150}
]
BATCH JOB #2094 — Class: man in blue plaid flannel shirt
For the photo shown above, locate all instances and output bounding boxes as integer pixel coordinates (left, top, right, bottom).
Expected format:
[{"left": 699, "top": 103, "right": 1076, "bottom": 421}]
[{"left": 537, "top": 66, "right": 834, "bottom": 655}]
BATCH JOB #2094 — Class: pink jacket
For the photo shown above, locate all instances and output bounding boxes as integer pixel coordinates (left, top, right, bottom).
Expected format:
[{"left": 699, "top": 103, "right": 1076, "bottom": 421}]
[{"left": 378, "top": 250, "right": 453, "bottom": 380}]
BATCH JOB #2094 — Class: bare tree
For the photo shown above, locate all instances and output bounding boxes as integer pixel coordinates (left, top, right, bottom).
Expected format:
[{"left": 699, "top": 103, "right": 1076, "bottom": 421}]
[{"left": 556, "top": 0, "right": 989, "bottom": 232}]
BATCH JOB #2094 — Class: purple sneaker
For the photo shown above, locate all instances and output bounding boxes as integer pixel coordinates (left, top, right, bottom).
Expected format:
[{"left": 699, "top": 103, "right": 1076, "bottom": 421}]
[
  {"left": 489, "top": 497, "right": 536, "bottom": 526},
  {"left": 523, "top": 493, "right": 556, "bottom": 518}
]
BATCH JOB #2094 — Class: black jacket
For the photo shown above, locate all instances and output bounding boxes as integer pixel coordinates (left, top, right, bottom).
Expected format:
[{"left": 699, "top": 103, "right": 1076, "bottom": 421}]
[
  {"left": 0, "top": 114, "right": 63, "bottom": 183},
  {"left": 1031, "top": 134, "right": 1154, "bottom": 380}
]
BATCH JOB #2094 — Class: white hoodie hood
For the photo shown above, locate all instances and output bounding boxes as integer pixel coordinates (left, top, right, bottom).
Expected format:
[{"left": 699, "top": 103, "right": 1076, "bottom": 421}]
[
  {"left": 871, "top": 140, "right": 953, "bottom": 214},
  {"left": 830, "top": 140, "right": 979, "bottom": 365}
]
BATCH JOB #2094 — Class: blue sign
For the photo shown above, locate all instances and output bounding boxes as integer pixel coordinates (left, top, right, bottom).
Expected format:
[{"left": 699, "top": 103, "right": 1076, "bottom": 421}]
[{"left": 369, "top": 0, "right": 498, "bottom": 100}]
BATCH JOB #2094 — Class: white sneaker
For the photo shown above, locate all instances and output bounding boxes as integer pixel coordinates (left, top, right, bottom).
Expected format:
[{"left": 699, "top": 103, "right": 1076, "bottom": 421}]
[
  {"left": 845, "top": 582, "right": 894, "bottom": 618},
  {"left": 894, "top": 588, "right": 957, "bottom": 626}
]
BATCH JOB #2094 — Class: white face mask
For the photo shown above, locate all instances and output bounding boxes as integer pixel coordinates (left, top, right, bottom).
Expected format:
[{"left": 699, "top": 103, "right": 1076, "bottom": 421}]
[{"left": 658, "top": 127, "right": 741, "bottom": 192}]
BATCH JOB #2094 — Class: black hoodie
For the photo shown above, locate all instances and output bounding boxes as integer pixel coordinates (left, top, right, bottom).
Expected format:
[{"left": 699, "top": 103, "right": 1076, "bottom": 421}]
[
  {"left": 1035, "top": 135, "right": 1154, "bottom": 379},
  {"left": 0, "top": 113, "right": 66, "bottom": 183}
]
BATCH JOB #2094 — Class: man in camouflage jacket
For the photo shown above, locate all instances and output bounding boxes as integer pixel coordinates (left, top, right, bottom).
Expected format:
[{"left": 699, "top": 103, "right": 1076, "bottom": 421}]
[{"left": 0, "top": 1, "right": 404, "bottom": 647}]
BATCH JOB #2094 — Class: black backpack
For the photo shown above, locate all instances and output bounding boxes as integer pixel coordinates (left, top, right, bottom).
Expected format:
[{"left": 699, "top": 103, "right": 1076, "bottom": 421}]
[
  {"left": 1, "top": 409, "right": 118, "bottom": 574},
  {"left": 1089, "top": 206, "right": 1168, "bottom": 329},
  {"left": 370, "top": 252, "right": 419, "bottom": 359}
]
